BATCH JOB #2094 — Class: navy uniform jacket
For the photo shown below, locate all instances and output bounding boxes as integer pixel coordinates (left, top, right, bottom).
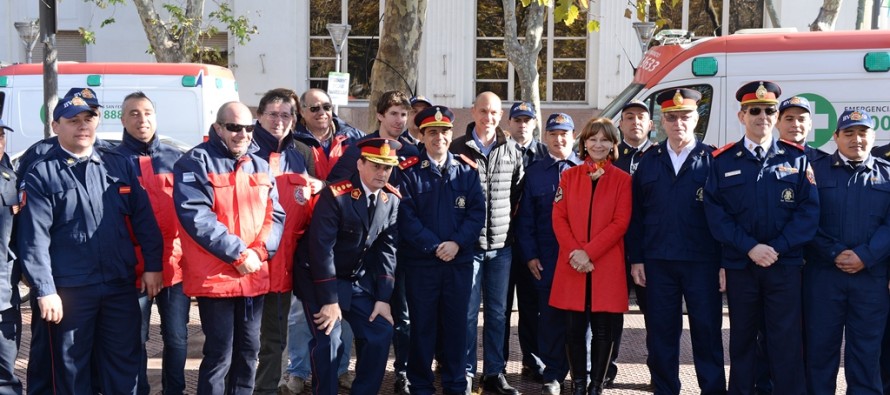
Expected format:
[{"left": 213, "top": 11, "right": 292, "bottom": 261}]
[
  {"left": 511, "top": 139, "right": 548, "bottom": 169},
  {"left": 871, "top": 143, "right": 890, "bottom": 161},
  {"left": 115, "top": 129, "right": 182, "bottom": 176},
  {"left": 326, "top": 130, "right": 420, "bottom": 183},
  {"left": 806, "top": 153, "right": 890, "bottom": 277},
  {"left": 0, "top": 155, "right": 19, "bottom": 311},
  {"left": 18, "top": 146, "right": 163, "bottom": 297},
  {"left": 805, "top": 145, "right": 829, "bottom": 162},
  {"left": 704, "top": 139, "right": 820, "bottom": 269},
  {"left": 626, "top": 141, "right": 721, "bottom": 263},
  {"left": 298, "top": 174, "right": 399, "bottom": 309},
  {"left": 15, "top": 136, "right": 114, "bottom": 189},
  {"left": 614, "top": 140, "right": 653, "bottom": 176},
  {"left": 515, "top": 153, "right": 582, "bottom": 288},
  {"left": 397, "top": 152, "right": 485, "bottom": 265}
]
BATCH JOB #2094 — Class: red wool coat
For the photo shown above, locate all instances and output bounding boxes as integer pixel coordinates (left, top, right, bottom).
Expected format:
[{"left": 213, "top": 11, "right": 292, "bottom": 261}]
[{"left": 549, "top": 161, "right": 631, "bottom": 313}]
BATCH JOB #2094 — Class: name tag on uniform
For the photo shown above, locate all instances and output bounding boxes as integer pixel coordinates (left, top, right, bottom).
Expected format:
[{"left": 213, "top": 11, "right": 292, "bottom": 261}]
[
  {"left": 119, "top": 186, "right": 131, "bottom": 194},
  {"left": 724, "top": 170, "right": 741, "bottom": 177},
  {"left": 182, "top": 172, "right": 195, "bottom": 183}
]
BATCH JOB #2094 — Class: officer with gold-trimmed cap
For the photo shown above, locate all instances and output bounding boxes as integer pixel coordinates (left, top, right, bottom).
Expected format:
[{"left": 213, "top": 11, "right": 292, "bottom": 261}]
[
  {"left": 703, "top": 81, "right": 817, "bottom": 394},
  {"left": 297, "top": 135, "right": 402, "bottom": 395},
  {"left": 627, "top": 86, "right": 726, "bottom": 395},
  {"left": 399, "top": 104, "right": 486, "bottom": 394}
]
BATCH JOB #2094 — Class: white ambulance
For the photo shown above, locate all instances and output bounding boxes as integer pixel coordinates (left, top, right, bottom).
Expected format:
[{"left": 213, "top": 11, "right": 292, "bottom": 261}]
[
  {"left": 0, "top": 62, "right": 240, "bottom": 154},
  {"left": 601, "top": 29, "right": 890, "bottom": 152}
]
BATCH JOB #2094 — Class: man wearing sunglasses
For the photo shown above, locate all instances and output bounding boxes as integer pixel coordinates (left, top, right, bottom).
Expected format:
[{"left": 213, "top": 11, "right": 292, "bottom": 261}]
[
  {"left": 704, "top": 81, "right": 819, "bottom": 395},
  {"left": 173, "top": 101, "right": 286, "bottom": 395},
  {"left": 293, "top": 89, "right": 364, "bottom": 180}
]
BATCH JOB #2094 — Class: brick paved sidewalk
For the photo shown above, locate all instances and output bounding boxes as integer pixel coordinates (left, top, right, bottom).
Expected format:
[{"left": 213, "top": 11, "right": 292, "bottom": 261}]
[{"left": 16, "top": 301, "right": 846, "bottom": 394}]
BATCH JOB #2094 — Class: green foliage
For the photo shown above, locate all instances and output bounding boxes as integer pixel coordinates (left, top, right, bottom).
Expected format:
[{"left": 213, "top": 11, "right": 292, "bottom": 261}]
[
  {"left": 76, "top": 0, "right": 258, "bottom": 63},
  {"left": 518, "top": 0, "right": 661, "bottom": 31}
]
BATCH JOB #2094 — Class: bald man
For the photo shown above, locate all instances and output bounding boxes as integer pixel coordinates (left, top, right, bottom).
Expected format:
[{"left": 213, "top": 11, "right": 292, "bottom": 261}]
[{"left": 450, "top": 92, "right": 524, "bottom": 394}]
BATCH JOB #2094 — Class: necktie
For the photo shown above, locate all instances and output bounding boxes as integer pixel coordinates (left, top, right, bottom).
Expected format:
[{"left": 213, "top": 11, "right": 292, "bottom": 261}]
[
  {"left": 368, "top": 193, "right": 376, "bottom": 222},
  {"left": 848, "top": 160, "right": 862, "bottom": 169},
  {"left": 754, "top": 146, "right": 765, "bottom": 161}
]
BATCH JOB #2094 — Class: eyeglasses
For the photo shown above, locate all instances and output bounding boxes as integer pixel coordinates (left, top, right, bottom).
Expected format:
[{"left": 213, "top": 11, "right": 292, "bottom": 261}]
[
  {"left": 304, "top": 103, "right": 333, "bottom": 113},
  {"left": 747, "top": 107, "right": 778, "bottom": 116},
  {"left": 263, "top": 112, "right": 293, "bottom": 120},
  {"left": 663, "top": 113, "right": 695, "bottom": 123},
  {"left": 221, "top": 123, "right": 255, "bottom": 133}
]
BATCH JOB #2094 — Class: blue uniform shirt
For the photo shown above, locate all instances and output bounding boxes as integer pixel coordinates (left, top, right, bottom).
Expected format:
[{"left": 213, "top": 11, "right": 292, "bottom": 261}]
[
  {"left": 18, "top": 146, "right": 163, "bottom": 297},
  {"left": 515, "top": 153, "right": 582, "bottom": 288},
  {"left": 0, "top": 155, "right": 19, "bottom": 310},
  {"left": 398, "top": 152, "right": 485, "bottom": 264},
  {"left": 326, "top": 130, "right": 420, "bottom": 183},
  {"left": 807, "top": 153, "right": 890, "bottom": 276},
  {"left": 627, "top": 141, "right": 721, "bottom": 263},
  {"left": 704, "top": 138, "right": 820, "bottom": 269},
  {"left": 15, "top": 136, "right": 115, "bottom": 189}
]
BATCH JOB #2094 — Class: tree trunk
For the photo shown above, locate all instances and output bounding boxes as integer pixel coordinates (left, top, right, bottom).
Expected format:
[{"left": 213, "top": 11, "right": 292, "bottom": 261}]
[
  {"left": 131, "top": 0, "right": 204, "bottom": 62},
  {"left": 765, "top": 0, "right": 782, "bottom": 27},
  {"left": 810, "top": 0, "right": 844, "bottom": 31},
  {"left": 367, "top": 0, "right": 428, "bottom": 129},
  {"left": 503, "top": 0, "right": 545, "bottom": 139},
  {"left": 42, "top": 34, "right": 57, "bottom": 138},
  {"left": 855, "top": 0, "right": 866, "bottom": 29}
]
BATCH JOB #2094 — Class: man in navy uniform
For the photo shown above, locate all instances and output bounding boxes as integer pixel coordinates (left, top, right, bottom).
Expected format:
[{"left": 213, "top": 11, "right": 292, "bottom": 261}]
[
  {"left": 18, "top": 96, "right": 163, "bottom": 394},
  {"left": 704, "top": 81, "right": 819, "bottom": 395},
  {"left": 515, "top": 112, "right": 582, "bottom": 394},
  {"left": 0, "top": 120, "right": 21, "bottom": 395},
  {"left": 777, "top": 96, "right": 828, "bottom": 162},
  {"left": 612, "top": 99, "right": 655, "bottom": 387},
  {"left": 805, "top": 109, "right": 890, "bottom": 395},
  {"left": 504, "top": 101, "right": 548, "bottom": 382},
  {"left": 295, "top": 138, "right": 401, "bottom": 395},
  {"left": 627, "top": 89, "right": 726, "bottom": 395},
  {"left": 399, "top": 106, "right": 485, "bottom": 395},
  {"left": 402, "top": 95, "right": 432, "bottom": 147}
]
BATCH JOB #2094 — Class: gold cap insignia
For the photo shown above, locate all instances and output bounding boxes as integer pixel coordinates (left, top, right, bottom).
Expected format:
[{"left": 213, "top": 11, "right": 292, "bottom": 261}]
[
  {"left": 434, "top": 108, "right": 443, "bottom": 122},
  {"left": 755, "top": 82, "right": 767, "bottom": 99},
  {"left": 380, "top": 143, "right": 391, "bottom": 157},
  {"left": 555, "top": 114, "right": 567, "bottom": 124},
  {"left": 518, "top": 103, "right": 529, "bottom": 110},
  {"left": 80, "top": 88, "right": 94, "bottom": 99},
  {"left": 790, "top": 96, "right": 801, "bottom": 104},
  {"left": 672, "top": 91, "right": 684, "bottom": 106},
  {"left": 71, "top": 97, "right": 87, "bottom": 106},
  {"left": 850, "top": 111, "right": 863, "bottom": 121}
]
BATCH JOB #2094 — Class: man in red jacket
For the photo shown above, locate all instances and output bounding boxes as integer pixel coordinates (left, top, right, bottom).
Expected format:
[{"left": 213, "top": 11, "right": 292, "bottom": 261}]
[{"left": 173, "top": 101, "right": 286, "bottom": 394}]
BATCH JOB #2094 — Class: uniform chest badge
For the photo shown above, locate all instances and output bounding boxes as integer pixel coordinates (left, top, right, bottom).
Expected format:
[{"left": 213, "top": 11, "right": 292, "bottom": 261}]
[
  {"left": 696, "top": 187, "right": 704, "bottom": 201},
  {"left": 780, "top": 188, "right": 795, "bottom": 203},
  {"left": 294, "top": 185, "right": 308, "bottom": 205},
  {"left": 806, "top": 167, "right": 816, "bottom": 185},
  {"left": 455, "top": 196, "right": 466, "bottom": 208},
  {"left": 421, "top": 160, "right": 430, "bottom": 169},
  {"left": 351, "top": 189, "right": 362, "bottom": 200},
  {"left": 554, "top": 187, "right": 564, "bottom": 203},
  {"left": 1, "top": 172, "right": 9, "bottom": 180}
]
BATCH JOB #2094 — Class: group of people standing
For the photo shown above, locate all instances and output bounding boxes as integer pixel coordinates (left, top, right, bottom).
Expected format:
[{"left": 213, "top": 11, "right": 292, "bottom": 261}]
[{"left": 0, "top": 79, "right": 888, "bottom": 395}]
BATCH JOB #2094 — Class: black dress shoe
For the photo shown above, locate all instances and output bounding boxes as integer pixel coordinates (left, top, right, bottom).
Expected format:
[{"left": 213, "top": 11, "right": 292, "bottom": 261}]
[
  {"left": 482, "top": 374, "right": 519, "bottom": 395},
  {"left": 603, "top": 376, "right": 615, "bottom": 388},
  {"left": 521, "top": 365, "right": 545, "bottom": 383},
  {"left": 542, "top": 380, "right": 561, "bottom": 395},
  {"left": 394, "top": 372, "right": 410, "bottom": 394}
]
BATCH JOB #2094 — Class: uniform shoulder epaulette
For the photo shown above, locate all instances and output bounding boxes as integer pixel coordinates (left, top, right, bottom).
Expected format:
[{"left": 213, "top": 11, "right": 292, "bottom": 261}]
[
  {"left": 458, "top": 154, "right": 478, "bottom": 169},
  {"left": 329, "top": 180, "right": 352, "bottom": 197},
  {"left": 638, "top": 142, "right": 658, "bottom": 157},
  {"left": 711, "top": 143, "right": 735, "bottom": 157},
  {"left": 778, "top": 139, "right": 805, "bottom": 151},
  {"left": 383, "top": 183, "right": 402, "bottom": 199},
  {"left": 399, "top": 156, "right": 419, "bottom": 170}
]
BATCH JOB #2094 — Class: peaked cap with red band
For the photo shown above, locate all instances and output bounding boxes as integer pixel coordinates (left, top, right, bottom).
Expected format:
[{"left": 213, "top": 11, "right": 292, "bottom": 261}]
[
  {"left": 656, "top": 88, "right": 701, "bottom": 113},
  {"left": 415, "top": 106, "right": 455, "bottom": 129},
  {"left": 735, "top": 81, "right": 782, "bottom": 105},
  {"left": 358, "top": 138, "right": 402, "bottom": 166}
]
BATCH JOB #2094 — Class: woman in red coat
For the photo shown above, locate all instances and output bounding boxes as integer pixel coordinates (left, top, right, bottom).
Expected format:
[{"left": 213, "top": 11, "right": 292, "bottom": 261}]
[{"left": 550, "top": 117, "right": 631, "bottom": 395}]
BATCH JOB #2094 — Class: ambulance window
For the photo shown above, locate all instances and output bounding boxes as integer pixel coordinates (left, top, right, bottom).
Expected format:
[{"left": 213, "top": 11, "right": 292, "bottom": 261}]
[{"left": 648, "top": 84, "right": 713, "bottom": 144}]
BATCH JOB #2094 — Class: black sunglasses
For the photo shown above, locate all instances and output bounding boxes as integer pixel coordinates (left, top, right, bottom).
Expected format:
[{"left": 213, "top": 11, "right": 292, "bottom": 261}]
[
  {"left": 305, "top": 103, "right": 333, "bottom": 113},
  {"left": 221, "top": 123, "right": 255, "bottom": 133},
  {"left": 747, "top": 107, "right": 778, "bottom": 116}
]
